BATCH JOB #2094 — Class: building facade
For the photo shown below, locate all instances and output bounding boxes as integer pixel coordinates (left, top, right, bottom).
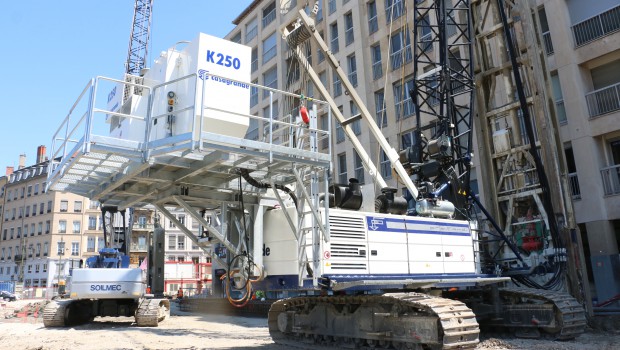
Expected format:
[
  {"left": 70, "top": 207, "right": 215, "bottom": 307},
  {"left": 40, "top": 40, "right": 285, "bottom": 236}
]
[
  {"left": 226, "top": 0, "right": 620, "bottom": 300},
  {"left": 0, "top": 150, "right": 105, "bottom": 291}
]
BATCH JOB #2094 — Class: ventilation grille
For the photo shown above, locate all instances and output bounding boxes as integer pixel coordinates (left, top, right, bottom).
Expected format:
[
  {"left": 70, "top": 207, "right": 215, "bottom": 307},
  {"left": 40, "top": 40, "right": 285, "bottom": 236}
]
[
  {"left": 329, "top": 214, "right": 366, "bottom": 240},
  {"left": 330, "top": 243, "right": 365, "bottom": 258}
]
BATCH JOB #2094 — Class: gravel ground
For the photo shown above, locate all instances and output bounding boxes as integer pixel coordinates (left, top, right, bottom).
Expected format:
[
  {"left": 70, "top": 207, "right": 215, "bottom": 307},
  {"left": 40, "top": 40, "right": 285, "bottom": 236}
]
[{"left": 1, "top": 299, "right": 619, "bottom": 350}]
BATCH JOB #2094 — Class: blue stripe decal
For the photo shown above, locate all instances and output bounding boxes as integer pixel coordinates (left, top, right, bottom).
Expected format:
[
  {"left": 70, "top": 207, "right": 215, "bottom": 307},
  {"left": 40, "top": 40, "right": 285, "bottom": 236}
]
[{"left": 366, "top": 216, "right": 470, "bottom": 236}]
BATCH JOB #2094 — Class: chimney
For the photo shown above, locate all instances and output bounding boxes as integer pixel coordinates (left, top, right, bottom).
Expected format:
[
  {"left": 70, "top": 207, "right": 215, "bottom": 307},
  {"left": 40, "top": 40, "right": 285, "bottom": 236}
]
[
  {"left": 18, "top": 154, "right": 26, "bottom": 169},
  {"left": 6, "top": 166, "right": 14, "bottom": 176},
  {"left": 36, "top": 145, "right": 47, "bottom": 164}
]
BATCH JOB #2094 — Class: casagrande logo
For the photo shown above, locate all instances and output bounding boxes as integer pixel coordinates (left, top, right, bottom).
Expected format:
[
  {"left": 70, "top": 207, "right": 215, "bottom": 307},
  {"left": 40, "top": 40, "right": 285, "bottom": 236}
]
[{"left": 198, "top": 69, "right": 250, "bottom": 89}]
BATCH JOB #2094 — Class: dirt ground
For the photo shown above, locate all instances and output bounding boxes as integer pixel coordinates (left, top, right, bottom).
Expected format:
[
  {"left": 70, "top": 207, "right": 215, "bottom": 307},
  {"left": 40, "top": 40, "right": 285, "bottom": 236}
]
[{"left": 1, "top": 299, "right": 619, "bottom": 350}]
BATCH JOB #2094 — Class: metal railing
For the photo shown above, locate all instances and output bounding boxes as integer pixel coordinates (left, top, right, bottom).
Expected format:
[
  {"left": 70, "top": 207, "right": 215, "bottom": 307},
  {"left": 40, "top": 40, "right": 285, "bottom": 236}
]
[
  {"left": 601, "top": 164, "right": 620, "bottom": 195},
  {"left": 542, "top": 31, "right": 554, "bottom": 55},
  {"left": 245, "top": 26, "right": 257, "bottom": 43},
  {"left": 572, "top": 5, "right": 620, "bottom": 47},
  {"left": 556, "top": 99, "right": 567, "bottom": 125},
  {"left": 372, "top": 60, "right": 382, "bottom": 80},
  {"left": 369, "top": 15, "right": 378, "bottom": 34},
  {"left": 586, "top": 82, "right": 620, "bottom": 118},
  {"left": 262, "top": 8, "right": 276, "bottom": 28},
  {"left": 568, "top": 172, "right": 581, "bottom": 199}
]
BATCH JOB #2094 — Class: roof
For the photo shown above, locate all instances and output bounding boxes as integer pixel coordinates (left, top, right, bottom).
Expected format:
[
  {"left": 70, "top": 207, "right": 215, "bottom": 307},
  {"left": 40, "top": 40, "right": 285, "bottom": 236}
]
[{"left": 232, "top": 0, "right": 263, "bottom": 25}]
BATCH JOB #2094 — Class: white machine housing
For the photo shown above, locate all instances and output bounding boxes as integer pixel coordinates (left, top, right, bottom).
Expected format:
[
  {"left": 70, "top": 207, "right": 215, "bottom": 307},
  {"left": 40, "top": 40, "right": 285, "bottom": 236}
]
[
  {"left": 109, "top": 32, "right": 251, "bottom": 142},
  {"left": 262, "top": 208, "right": 476, "bottom": 277},
  {"left": 69, "top": 268, "right": 145, "bottom": 300}
]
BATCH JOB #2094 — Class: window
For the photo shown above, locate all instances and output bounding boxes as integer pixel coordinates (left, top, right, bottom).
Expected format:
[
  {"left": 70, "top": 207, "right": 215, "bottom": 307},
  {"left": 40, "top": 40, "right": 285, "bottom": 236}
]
[
  {"left": 230, "top": 31, "right": 241, "bottom": 44},
  {"left": 40, "top": 203, "right": 44, "bottom": 214},
  {"left": 87, "top": 237, "right": 96, "bottom": 252},
  {"left": 262, "top": 1, "right": 276, "bottom": 28},
  {"left": 18, "top": 207, "right": 23, "bottom": 218},
  {"left": 178, "top": 215, "right": 185, "bottom": 226},
  {"left": 330, "top": 22, "right": 339, "bottom": 53},
  {"left": 248, "top": 82, "right": 259, "bottom": 110},
  {"left": 246, "top": 17, "right": 258, "bottom": 42},
  {"left": 2, "top": 229, "right": 6, "bottom": 240},
  {"left": 57, "top": 241, "right": 65, "bottom": 255},
  {"left": 60, "top": 200, "right": 68, "bottom": 212},
  {"left": 25, "top": 206, "right": 30, "bottom": 217},
  {"left": 30, "top": 223, "right": 35, "bottom": 236},
  {"left": 35, "top": 264, "right": 40, "bottom": 273},
  {"left": 247, "top": 112, "right": 259, "bottom": 141},
  {"left": 177, "top": 235, "right": 185, "bottom": 250},
  {"left": 45, "top": 220, "right": 51, "bottom": 234},
  {"left": 47, "top": 200, "right": 52, "bottom": 213},
  {"left": 251, "top": 47, "right": 258, "bottom": 73},
  {"left": 168, "top": 236, "right": 176, "bottom": 250},
  {"left": 263, "top": 66, "right": 278, "bottom": 98},
  {"left": 338, "top": 153, "right": 348, "bottom": 184},
  {"left": 380, "top": 147, "right": 392, "bottom": 179},
  {"left": 371, "top": 44, "right": 382, "bottom": 80},
  {"left": 98, "top": 237, "right": 105, "bottom": 250},
  {"left": 344, "top": 12, "right": 354, "bottom": 46},
  {"left": 390, "top": 29, "right": 412, "bottom": 70},
  {"left": 263, "top": 101, "right": 280, "bottom": 132},
  {"left": 71, "top": 242, "right": 79, "bottom": 256},
  {"left": 316, "top": 0, "right": 323, "bottom": 22},
  {"left": 262, "top": 32, "right": 277, "bottom": 63},
  {"left": 333, "top": 71, "right": 342, "bottom": 97},
  {"left": 375, "top": 90, "right": 387, "bottom": 127},
  {"left": 347, "top": 54, "right": 357, "bottom": 87},
  {"left": 28, "top": 265, "right": 32, "bottom": 273},
  {"left": 169, "top": 217, "right": 176, "bottom": 228},
  {"left": 88, "top": 216, "right": 97, "bottom": 230},
  {"left": 350, "top": 102, "right": 361, "bottom": 135},
  {"left": 36, "top": 243, "right": 41, "bottom": 256},
  {"left": 34, "top": 183, "right": 39, "bottom": 195},
  {"left": 74, "top": 201, "right": 82, "bottom": 213},
  {"left": 59, "top": 220, "right": 67, "bottom": 234},
  {"left": 393, "top": 77, "right": 415, "bottom": 120},
  {"left": 38, "top": 222, "right": 42, "bottom": 235},
  {"left": 10, "top": 228, "right": 14, "bottom": 239},
  {"left": 27, "top": 185, "right": 32, "bottom": 197},
  {"left": 73, "top": 221, "right": 81, "bottom": 233},
  {"left": 420, "top": 15, "right": 433, "bottom": 52},
  {"left": 385, "top": 0, "right": 404, "bottom": 23},
  {"left": 44, "top": 242, "right": 48, "bottom": 256},
  {"left": 320, "top": 114, "right": 329, "bottom": 149},
  {"left": 32, "top": 203, "right": 37, "bottom": 216},
  {"left": 7, "top": 190, "right": 11, "bottom": 201},
  {"left": 328, "top": 0, "right": 336, "bottom": 15},
  {"left": 368, "top": 1, "right": 378, "bottom": 34},
  {"left": 8, "top": 247, "right": 12, "bottom": 260},
  {"left": 17, "top": 227, "right": 21, "bottom": 238},
  {"left": 89, "top": 200, "right": 99, "bottom": 209},
  {"left": 353, "top": 151, "right": 365, "bottom": 184}
]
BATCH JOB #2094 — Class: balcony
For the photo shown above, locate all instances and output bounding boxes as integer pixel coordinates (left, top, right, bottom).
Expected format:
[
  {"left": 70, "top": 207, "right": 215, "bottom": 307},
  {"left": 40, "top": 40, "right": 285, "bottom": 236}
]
[
  {"left": 572, "top": 5, "right": 620, "bottom": 47},
  {"left": 130, "top": 243, "right": 149, "bottom": 252},
  {"left": 586, "top": 82, "right": 620, "bottom": 118},
  {"left": 133, "top": 223, "right": 154, "bottom": 231},
  {"left": 601, "top": 164, "right": 620, "bottom": 195}
]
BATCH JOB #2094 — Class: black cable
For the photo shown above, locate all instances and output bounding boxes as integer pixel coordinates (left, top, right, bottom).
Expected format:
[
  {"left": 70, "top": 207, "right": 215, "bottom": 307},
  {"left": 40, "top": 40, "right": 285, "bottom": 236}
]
[{"left": 238, "top": 168, "right": 298, "bottom": 208}]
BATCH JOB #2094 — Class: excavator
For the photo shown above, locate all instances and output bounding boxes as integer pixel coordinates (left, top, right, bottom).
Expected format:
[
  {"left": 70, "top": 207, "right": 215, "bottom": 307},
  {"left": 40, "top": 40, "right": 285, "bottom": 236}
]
[{"left": 44, "top": 0, "right": 587, "bottom": 347}]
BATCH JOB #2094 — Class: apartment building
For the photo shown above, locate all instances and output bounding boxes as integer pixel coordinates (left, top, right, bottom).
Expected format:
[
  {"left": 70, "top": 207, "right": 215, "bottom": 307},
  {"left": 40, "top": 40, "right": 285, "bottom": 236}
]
[
  {"left": 226, "top": 0, "right": 620, "bottom": 300},
  {"left": 0, "top": 149, "right": 105, "bottom": 289}
]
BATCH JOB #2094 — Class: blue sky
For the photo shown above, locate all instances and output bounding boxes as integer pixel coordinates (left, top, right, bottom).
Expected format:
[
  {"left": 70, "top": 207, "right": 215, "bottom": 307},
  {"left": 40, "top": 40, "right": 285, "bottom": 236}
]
[{"left": 0, "top": 0, "right": 252, "bottom": 172}]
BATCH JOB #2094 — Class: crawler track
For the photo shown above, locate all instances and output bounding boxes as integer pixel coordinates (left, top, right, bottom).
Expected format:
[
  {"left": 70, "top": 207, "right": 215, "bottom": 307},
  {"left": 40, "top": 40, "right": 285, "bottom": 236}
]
[
  {"left": 135, "top": 298, "right": 170, "bottom": 327},
  {"left": 498, "top": 287, "right": 587, "bottom": 340},
  {"left": 43, "top": 300, "right": 71, "bottom": 327},
  {"left": 268, "top": 293, "right": 479, "bottom": 349}
]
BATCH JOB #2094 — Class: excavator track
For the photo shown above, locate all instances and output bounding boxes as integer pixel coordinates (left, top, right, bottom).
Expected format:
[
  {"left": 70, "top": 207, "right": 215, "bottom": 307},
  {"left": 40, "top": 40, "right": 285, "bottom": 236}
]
[
  {"left": 135, "top": 298, "right": 170, "bottom": 327},
  {"left": 43, "top": 300, "right": 72, "bottom": 327},
  {"left": 268, "top": 293, "right": 479, "bottom": 349},
  {"left": 497, "top": 287, "right": 587, "bottom": 340}
]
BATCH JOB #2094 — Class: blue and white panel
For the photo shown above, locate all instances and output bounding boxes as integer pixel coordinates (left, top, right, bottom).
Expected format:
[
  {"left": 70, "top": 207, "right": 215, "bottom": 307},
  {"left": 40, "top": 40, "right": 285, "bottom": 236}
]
[
  {"left": 405, "top": 217, "right": 475, "bottom": 274},
  {"left": 364, "top": 214, "right": 409, "bottom": 274},
  {"left": 323, "top": 210, "right": 369, "bottom": 274}
]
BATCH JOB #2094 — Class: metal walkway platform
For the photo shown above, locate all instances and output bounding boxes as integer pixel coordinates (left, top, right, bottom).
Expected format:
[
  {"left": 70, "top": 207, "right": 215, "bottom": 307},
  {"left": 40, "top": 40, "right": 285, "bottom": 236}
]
[{"left": 47, "top": 74, "right": 332, "bottom": 210}]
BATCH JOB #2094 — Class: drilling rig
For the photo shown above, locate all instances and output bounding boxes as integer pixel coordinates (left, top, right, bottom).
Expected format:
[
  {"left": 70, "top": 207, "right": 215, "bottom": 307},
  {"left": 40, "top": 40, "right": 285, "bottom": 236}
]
[{"left": 44, "top": 0, "right": 587, "bottom": 347}]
